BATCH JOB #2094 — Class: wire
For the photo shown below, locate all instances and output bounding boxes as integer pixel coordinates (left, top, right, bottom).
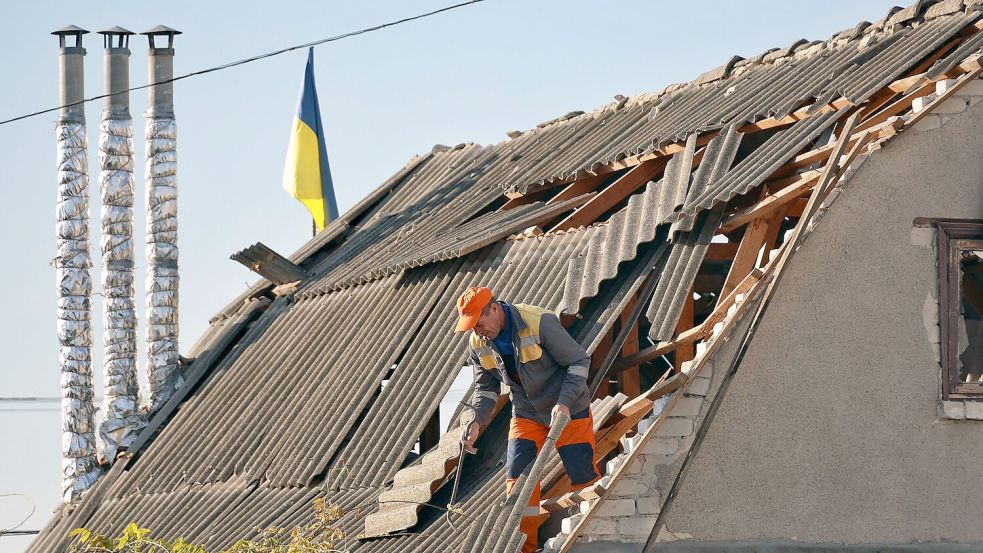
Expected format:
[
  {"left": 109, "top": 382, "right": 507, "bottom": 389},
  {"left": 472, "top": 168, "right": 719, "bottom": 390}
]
[
  {"left": 0, "top": 493, "right": 36, "bottom": 538},
  {"left": 0, "top": 0, "right": 487, "bottom": 127}
]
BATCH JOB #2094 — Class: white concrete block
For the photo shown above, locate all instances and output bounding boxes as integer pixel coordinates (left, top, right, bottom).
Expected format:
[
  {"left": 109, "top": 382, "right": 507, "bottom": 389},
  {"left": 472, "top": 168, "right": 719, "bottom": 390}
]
[
  {"left": 735, "top": 293, "right": 745, "bottom": 303},
  {"left": 637, "top": 493, "right": 664, "bottom": 515},
  {"left": 679, "top": 360, "right": 694, "bottom": 375},
  {"left": 597, "top": 475, "right": 612, "bottom": 489},
  {"left": 696, "top": 341, "right": 708, "bottom": 357},
  {"left": 561, "top": 514, "right": 584, "bottom": 534},
  {"left": 688, "top": 376, "right": 711, "bottom": 397},
  {"left": 583, "top": 516, "right": 619, "bottom": 535},
  {"left": 592, "top": 497, "right": 636, "bottom": 517},
  {"left": 605, "top": 454, "right": 627, "bottom": 475},
  {"left": 965, "top": 402, "right": 983, "bottom": 421},
  {"left": 912, "top": 94, "right": 937, "bottom": 113},
  {"left": 913, "top": 113, "right": 942, "bottom": 132},
  {"left": 670, "top": 396, "right": 705, "bottom": 417},
  {"left": 637, "top": 418, "right": 654, "bottom": 435},
  {"left": 642, "top": 436, "right": 679, "bottom": 456},
  {"left": 935, "top": 78, "right": 958, "bottom": 95},
  {"left": 655, "top": 416, "right": 693, "bottom": 437},
  {"left": 940, "top": 400, "right": 966, "bottom": 420},
  {"left": 711, "top": 321, "right": 724, "bottom": 337},
  {"left": 617, "top": 515, "right": 660, "bottom": 537},
  {"left": 611, "top": 477, "right": 650, "bottom": 497}
]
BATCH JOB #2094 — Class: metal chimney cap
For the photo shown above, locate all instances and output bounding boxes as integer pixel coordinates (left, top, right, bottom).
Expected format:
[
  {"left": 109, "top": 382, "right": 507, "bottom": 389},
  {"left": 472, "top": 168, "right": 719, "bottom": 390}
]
[
  {"left": 51, "top": 25, "right": 90, "bottom": 36},
  {"left": 98, "top": 26, "right": 135, "bottom": 36},
  {"left": 141, "top": 25, "right": 182, "bottom": 36}
]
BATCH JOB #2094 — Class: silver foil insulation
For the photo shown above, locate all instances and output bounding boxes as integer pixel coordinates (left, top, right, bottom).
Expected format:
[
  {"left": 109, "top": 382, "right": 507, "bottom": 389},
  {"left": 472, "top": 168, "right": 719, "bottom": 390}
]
[{"left": 56, "top": 122, "right": 102, "bottom": 501}]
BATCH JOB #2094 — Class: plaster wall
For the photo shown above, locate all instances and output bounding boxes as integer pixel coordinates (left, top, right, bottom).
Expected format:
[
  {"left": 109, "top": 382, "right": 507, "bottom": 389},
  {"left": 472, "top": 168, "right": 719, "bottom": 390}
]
[{"left": 658, "top": 92, "right": 983, "bottom": 543}]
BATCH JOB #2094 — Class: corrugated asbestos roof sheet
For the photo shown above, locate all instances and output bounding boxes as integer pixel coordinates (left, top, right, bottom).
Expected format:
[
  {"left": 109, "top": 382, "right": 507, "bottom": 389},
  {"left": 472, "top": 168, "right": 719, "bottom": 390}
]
[{"left": 30, "top": 3, "right": 983, "bottom": 553}]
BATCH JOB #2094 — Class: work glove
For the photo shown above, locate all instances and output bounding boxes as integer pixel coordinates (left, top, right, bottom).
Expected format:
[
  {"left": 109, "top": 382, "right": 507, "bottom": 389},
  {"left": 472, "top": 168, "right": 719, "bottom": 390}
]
[{"left": 460, "top": 420, "right": 480, "bottom": 454}]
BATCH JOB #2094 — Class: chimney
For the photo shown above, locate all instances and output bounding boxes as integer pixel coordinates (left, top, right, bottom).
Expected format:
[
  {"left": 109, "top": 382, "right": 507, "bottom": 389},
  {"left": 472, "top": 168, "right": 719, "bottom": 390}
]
[
  {"left": 96, "top": 26, "right": 143, "bottom": 460},
  {"left": 142, "top": 26, "right": 182, "bottom": 409},
  {"left": 52, "top": 25, "right": 101, "bottom": 502}
]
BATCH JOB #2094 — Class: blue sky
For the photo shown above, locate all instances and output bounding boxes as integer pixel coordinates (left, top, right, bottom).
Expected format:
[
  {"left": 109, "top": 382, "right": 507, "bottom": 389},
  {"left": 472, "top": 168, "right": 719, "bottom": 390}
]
[{"left": 0, "top": 1, "right": 900, "bottom": 550}]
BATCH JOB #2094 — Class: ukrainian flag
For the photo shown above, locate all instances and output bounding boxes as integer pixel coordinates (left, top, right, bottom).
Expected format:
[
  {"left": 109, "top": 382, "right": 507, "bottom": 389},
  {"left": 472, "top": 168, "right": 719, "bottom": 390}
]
[{"left": 282, "top": 48, "right": 339, "bottom": 231}]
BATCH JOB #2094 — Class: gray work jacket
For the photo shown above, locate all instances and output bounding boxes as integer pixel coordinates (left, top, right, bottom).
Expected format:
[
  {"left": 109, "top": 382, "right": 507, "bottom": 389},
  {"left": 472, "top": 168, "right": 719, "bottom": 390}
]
[{"left": 467, "top": 303, "right": 591, "bottom": 428}]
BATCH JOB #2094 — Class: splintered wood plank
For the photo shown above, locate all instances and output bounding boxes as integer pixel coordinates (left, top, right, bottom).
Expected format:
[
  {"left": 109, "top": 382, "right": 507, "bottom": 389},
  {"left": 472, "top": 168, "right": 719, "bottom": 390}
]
[{"left": 551, "top": 157, "right": 669, "bottom": 231}]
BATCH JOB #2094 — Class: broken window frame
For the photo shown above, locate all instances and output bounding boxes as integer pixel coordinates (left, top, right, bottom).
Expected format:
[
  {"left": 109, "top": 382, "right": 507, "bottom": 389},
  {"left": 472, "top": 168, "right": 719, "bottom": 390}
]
[{"left": 932, "top": 218, "right": 983, "bottom": 400}]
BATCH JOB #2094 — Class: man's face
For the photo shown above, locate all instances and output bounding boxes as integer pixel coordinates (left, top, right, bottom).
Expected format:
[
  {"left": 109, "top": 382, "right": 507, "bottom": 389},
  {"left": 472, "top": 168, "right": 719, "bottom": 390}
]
[{"left": 473, "top": 303, "right": 503, "bottom": 340}]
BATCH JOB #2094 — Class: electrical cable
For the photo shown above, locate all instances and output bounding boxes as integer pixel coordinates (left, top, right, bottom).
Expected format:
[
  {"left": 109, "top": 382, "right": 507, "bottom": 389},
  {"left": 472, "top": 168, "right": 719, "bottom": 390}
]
[{"left": 0, "top": 0, "right": 487, "bottom": 127}]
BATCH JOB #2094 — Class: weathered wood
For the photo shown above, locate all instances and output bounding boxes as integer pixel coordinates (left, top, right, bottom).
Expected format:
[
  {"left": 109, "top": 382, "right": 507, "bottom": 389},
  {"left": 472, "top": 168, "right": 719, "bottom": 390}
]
[
  {"left": 541, "top": 375, "right": 685, "bottom": 502},
  {"left": 705, "top": 242, "right": 739, "bottom": 261},
  {"left": 720, "top": 189, "right": 779, "bottom": 298},
  {"left": 618, "top": 297, "right": 641, "bottom": 398},
  {"left": 675, "top": 285, "right": 695, "bottom": 367},
  {"left": 718, "top": 171, "right": 820, "bottom": 234},
  {"left": 551, "top": 158, "right": 669, "bottom": 231},
  {"left": 615, "top": 269, "right": 762, "bottom": 371}
]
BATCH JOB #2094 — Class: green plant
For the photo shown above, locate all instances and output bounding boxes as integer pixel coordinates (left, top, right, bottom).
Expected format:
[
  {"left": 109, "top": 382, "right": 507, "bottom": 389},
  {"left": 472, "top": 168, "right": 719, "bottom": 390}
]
[{"left": 69, "top": 498, "right": 347, "bottom": 553}]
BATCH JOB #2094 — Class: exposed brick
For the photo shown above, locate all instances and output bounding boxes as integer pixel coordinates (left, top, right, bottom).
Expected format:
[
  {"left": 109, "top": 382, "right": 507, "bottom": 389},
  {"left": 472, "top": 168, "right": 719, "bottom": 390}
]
[
  {"left": 617, "top": 515, "right": 660, "bottom": 537},
  {"left": 934, "top": 97, "right": 970, "bottom": 115},
  {"left": 637, "top": 493, "right": 663, "bottom": 515},
  {"left": 966, "top": 402, "right": 983, "bottom": 421},
  {"left": 671, "top": 396, "right": 706, "bottom": 417},
  {"left": 955, "top": 79, "right": 983, "bottom": 98},
  {"left": 940, "top": 400, "right": 966, "bottom": 420},
  {"left": 611, "top": 476, "right": 650, "bottom": 497},
  {"left": 912, "top": 113, "right": 942, "bottom": 132},
  {"left": 591, "top": 497, "right": 636, "bottom": 517},
  {"left": 687, "top": 376, "right": 711, "bottom": 397},
  {"left": 655, "top": 416, "right": 693, "bottom": 437},
  {"left": 583, "top": 516, "right": 619, "bottom": 535},
  {"left": 641, "top": 437, "right": 678, "bottom": 456}
]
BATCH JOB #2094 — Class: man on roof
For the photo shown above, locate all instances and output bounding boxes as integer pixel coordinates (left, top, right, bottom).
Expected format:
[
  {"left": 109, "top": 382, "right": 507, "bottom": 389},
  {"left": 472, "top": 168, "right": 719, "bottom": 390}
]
[{"left": 455, "top": 286, "right": 600, "bottom": 553}]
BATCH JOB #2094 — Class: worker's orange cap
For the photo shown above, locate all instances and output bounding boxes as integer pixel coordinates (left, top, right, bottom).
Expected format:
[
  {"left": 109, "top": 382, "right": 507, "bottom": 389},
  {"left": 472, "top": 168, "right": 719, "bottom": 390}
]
[{"left": 455, "top": 286, "right": 493, "bottom": 332}]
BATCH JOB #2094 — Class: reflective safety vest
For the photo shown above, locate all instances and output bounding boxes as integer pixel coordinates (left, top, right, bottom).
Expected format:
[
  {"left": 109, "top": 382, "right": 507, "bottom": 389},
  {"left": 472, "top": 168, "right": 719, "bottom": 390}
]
[{"left": 469, "top": 303, "right": 548, "bottom": 369}]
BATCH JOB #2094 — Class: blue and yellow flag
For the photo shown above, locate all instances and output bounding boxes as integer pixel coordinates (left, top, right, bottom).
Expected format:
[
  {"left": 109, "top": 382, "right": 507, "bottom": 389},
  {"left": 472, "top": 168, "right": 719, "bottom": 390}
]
[{"left": 282, "top": 48, "right": 339, "bottom": 231}]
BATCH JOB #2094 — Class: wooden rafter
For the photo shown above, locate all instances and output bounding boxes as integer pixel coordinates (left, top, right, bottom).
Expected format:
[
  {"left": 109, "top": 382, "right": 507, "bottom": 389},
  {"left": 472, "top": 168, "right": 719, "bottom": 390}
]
[
  {"left": 614, "top": 269, "right": 762, "bottom": 371},
  {"left": 675, "top": 285, "right": 695, "bottom": 367},
  {"left": 705, "top": 242, "right": 739, "bottom": 261},
  {"left": 719, "top": 190, "right": 784, "bottom": 298},
  {"left": 618, "top": 297, "right": 641, "bottom": 397},
  {"left": 550, "top": 157, "right": 669, "bottom": 231}
]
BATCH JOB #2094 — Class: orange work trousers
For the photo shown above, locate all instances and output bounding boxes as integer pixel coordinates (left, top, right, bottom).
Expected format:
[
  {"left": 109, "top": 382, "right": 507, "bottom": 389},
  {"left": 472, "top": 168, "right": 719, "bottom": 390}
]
[{"left": 505, "top": 408, "right": 600, "bottom": 553}]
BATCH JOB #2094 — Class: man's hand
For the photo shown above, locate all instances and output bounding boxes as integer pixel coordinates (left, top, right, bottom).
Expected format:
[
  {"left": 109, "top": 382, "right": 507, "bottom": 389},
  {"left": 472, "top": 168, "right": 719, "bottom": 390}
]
[
  {"left": 460, "top": 420, "right": 480, "bottom": 454},
  {"left": 551, "top": 403, "right": 571, "bottom": 425}
]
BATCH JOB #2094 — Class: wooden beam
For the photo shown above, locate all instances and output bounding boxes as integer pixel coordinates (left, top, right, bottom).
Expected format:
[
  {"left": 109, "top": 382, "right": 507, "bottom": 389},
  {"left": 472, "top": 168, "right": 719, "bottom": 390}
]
[
  {"left": 705, "top": 242, "right": 739, "bottom": 261},
  {"left": 856, "top": 79, "right": 936, "bottom": 133},
  {"left": 718, "top": 171, "right": 819, "bottom": 234},
  {"left": 785, "top": 197, "right": 808, "bottom": 218},
  {"left": 551, "top": 157, "right": 668, "bottom": 231},
  {"left": 591, "top": 331, "right": 613, "bottom": 399},
  {"left": 615, "top": 269, "right": 762, "bottom": 371},
  {"left": 906, "top": 64, "right": 983, "bottom": 128},
  {"left": 720, "top": 190, "right": 781, "bottom": 298},
  {"left": 618, "top": 297, "right": 640, "bottom": 398},
  {"left": 546, "top": 173, "right": 610, "bottom": 205},
  {"left": 541, "top": 374, "right": 686, "bottom": 502},
  {"left": 675, "top": 285, "right": 695, "bottom": 367}
]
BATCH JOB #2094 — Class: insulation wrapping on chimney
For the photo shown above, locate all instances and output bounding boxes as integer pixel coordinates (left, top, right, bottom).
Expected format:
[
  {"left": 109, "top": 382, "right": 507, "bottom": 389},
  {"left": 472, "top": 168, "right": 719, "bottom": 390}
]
[
  {"left": 145, "top": 116, "right": 182, "bottom": 409},
  {"left": 55, "top": 121, "right": 101, "bottom": 501},
  {"left": 98, "top": 113, "right": 144, "bottom": 459}
]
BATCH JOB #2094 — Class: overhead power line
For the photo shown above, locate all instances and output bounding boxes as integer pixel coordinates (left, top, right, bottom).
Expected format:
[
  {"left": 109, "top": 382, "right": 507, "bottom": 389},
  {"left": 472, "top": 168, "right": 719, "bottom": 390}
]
[{"left": 0, "top": 0, "right": 487, "bottom": 127}]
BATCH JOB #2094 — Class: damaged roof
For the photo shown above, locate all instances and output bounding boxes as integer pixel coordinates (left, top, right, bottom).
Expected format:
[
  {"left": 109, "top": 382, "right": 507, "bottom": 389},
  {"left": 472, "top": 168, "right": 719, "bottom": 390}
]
[{"left": 28, "top": 1, "right": 983, "bottom": 552}]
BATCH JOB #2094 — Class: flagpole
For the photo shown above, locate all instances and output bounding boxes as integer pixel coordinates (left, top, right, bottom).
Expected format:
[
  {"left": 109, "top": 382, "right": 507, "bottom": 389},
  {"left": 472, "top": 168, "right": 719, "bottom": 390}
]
[{"left": 312, "top": 218, "right": 316, "bottom": 237}]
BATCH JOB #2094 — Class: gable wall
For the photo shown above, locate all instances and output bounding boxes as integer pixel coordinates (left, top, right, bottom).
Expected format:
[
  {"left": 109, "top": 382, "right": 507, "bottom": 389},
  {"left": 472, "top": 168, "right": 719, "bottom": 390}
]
[{"left": 658, "top": 83, "right": 983, "bottom": 545}]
